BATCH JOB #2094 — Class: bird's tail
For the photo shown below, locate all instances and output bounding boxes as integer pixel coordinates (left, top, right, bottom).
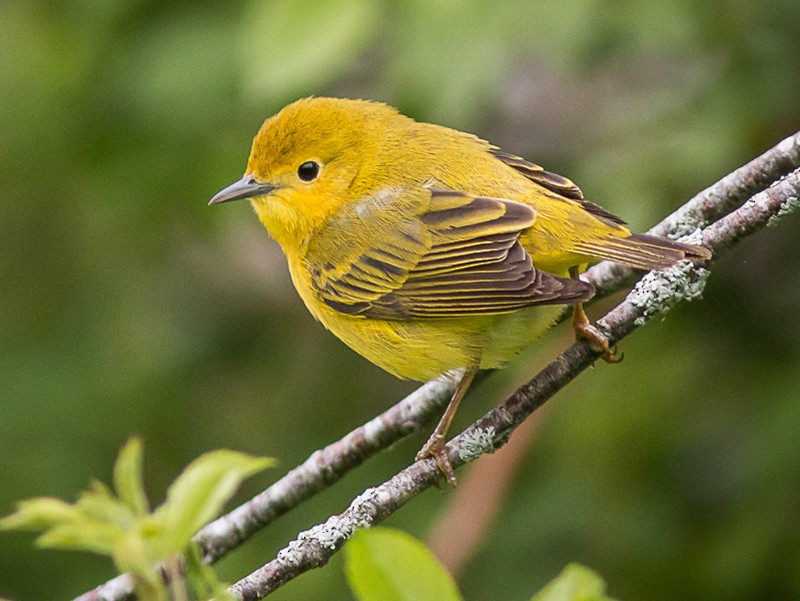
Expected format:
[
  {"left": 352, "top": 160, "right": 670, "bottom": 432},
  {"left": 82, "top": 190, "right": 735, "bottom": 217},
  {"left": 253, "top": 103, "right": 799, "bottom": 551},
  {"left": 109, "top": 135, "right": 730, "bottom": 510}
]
[{"left": 572, "top": 232, "right": 711, "bottom": 271}]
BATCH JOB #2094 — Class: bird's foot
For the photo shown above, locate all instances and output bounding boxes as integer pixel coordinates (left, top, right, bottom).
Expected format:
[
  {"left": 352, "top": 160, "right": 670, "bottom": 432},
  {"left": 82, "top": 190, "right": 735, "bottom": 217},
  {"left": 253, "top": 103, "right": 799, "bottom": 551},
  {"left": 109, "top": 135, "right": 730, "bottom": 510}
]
[
  {"left": 573, "top": 313, "right": 623, "bottom": 364},
  {"left": 416, "top": 433, "right": 457, "bottom": 487}
]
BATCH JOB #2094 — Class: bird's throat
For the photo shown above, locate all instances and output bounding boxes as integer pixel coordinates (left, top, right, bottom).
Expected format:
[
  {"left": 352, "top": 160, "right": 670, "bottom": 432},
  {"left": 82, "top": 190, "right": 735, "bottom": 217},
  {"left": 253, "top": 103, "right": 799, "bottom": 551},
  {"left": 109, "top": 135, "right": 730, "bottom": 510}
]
[{"left": 250, "top": 197, "right": 312, "bottom": 252}]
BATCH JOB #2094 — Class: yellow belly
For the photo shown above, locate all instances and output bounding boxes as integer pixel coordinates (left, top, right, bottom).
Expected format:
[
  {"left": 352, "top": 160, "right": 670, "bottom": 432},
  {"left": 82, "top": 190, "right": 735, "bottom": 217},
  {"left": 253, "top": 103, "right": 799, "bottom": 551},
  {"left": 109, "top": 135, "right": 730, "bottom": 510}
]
[
  {"left": 318, "top": 304, "right": 565, "bottom": 381},
  {"left": 288, "top": 255, "right": 566, "bottom": 380}
]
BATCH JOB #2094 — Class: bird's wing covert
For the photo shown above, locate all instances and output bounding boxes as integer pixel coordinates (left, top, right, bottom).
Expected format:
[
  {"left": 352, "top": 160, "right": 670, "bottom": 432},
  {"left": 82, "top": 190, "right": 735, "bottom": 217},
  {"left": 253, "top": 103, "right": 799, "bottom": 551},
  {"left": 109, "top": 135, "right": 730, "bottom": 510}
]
[
  {"left": 309, "top": 187, "right": 594, "bottom": 320},
  {"left": 490, "top": 148, "right": 628, "bottom": 226}
]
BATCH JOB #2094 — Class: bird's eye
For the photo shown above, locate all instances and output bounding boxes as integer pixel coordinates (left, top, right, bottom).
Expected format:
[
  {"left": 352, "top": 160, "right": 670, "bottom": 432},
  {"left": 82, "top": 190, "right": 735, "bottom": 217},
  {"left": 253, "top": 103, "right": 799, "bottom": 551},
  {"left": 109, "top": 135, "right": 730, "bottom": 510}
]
[{"left": 297, "top": 161, "right": 320, "bottom": 182}]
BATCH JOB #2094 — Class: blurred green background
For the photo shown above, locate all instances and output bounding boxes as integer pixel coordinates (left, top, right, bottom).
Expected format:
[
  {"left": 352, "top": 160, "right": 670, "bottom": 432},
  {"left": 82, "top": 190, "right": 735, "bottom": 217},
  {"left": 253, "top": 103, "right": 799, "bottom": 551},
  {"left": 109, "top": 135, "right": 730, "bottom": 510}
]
[{"left": 2, "top": 1, "right": 799, "bottom": 600}]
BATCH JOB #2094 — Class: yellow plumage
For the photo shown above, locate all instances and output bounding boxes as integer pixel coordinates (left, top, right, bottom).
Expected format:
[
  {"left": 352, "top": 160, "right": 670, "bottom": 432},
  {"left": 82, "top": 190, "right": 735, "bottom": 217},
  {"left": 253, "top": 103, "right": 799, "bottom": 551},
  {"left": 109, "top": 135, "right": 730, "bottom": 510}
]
[{"left": 210, "top": 97, "right": 710, "bottom": 484}]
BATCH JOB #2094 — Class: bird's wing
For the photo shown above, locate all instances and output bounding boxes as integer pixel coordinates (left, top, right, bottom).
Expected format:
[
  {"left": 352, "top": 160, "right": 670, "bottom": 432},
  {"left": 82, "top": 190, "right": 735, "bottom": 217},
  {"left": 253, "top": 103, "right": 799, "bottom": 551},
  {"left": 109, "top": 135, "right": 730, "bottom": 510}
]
[
  {"left": 490, "top": 148, "right": 712, "bottom": 267},
  {"left": 308, "top": 187, "right": 594, "bottom": 320},
  {"left": 489, "top": 148, "right": 629, "bottom": 225}
]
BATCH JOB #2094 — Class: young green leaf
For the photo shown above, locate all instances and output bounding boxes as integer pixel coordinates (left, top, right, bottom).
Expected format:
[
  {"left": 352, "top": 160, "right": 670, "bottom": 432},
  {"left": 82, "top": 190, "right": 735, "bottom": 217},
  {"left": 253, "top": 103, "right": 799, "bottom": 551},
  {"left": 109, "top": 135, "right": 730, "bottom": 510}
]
[
  {"left": 153, "top": 450, "right": 275, "bottom": 556},
  {"left": 113, "top": 437, "right": 149, "bottom": 516},
  {"left": 531, "top": 564, "right": 617, "bottom": 601},
  {"left": 0, "top": 439, "right": 273, "bottom": 601},
  {"left": 112, "top": 529, "right": 165, "bottom": 601},
  {"left": 0, "top": 497, "right": 79, "bottom": 531},
  {"left": 0, "top": 496, "right": 119, "bottom": 555},
  {"left": 76, "top": 480, "right": 136, "bottom": 528},
  {"left": 184, "top": 541, "right": 237, "bottom": 601},
  {"left": 344, "top": 527, "right": 463, "bottom": 601}
]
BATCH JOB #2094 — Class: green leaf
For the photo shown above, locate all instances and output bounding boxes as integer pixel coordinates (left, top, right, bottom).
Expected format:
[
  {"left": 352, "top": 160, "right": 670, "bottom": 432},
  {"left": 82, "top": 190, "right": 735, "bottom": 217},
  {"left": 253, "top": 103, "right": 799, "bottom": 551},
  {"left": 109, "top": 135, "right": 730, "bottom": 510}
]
[
  {"left": 1, "top": 441, "right": 272, "bottom": 601},
  {"left": 0, "top": 497, "right": 80, "bottom": 531},
  {"left": 36, "top": 521, "right": 121, "bottom": 554},
  {"left": 0, "top": 492, "right": 128, "bottom": 555},
  {"left": 75, "top": 482, "right": 135, "bottom": 528},
  {"left": 531, "top": 564, "right": 617, "bottom": 601},
  {"left": 184, "top": 542, "right": 236, "bottom": 601},
  {"left": 344, "top": 527, "right": 463, "bottom": 601},
  {"left": 154, "top": 450, "right": 274, "bottom": 554},
  {"left": 112, "top": 529, "right": 166, "bottom": 601},
  {"left": 113, "top": 437, "right": 149, "bottom": 516}
]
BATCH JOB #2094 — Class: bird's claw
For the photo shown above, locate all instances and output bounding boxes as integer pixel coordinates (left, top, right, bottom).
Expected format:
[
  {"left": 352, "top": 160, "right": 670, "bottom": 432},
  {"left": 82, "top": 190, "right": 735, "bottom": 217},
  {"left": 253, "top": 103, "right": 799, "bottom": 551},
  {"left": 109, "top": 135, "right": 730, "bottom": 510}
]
[
  {"left": 574, "top": 321, "right": 623, "bottom": 364},
  {"left": 416, "top": 434, "right": 458, "bottom": 487}
]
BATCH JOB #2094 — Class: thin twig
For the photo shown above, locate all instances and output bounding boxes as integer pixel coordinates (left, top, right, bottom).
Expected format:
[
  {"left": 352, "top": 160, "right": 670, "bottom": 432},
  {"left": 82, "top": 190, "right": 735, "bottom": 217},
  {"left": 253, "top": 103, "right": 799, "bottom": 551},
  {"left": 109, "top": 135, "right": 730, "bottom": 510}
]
[
  {"left": 72, "top": 132, "right": 800, "bottom": 601},
  {"left": 196, "top": 374, "right": 460, "bottom": 561},
  {"left": 586, "top": 131, "right": 800, "bottom": 292}
]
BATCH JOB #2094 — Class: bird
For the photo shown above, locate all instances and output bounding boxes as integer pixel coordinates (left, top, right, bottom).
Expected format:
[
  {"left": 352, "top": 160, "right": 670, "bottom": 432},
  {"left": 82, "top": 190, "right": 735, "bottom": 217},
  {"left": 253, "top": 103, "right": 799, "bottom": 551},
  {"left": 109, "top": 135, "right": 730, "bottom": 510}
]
[{"left": 209, "top": 97, "right": 710, "bottom": 485}]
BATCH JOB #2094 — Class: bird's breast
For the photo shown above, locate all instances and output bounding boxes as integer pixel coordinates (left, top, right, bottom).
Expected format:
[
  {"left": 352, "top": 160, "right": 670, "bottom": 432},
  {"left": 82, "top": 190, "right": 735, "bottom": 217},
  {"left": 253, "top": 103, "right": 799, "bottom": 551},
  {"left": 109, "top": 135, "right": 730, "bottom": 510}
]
[{"left": 284, "top": 253, "right": 565, "bottom": 380}]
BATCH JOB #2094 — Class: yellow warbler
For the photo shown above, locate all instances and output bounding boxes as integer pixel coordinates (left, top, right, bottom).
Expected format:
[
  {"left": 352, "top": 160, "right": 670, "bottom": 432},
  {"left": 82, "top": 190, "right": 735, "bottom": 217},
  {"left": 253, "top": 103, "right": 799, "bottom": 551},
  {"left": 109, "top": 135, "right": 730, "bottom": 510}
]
[{"left": 210, "top": 97, "right": 710, "bottom": 485}]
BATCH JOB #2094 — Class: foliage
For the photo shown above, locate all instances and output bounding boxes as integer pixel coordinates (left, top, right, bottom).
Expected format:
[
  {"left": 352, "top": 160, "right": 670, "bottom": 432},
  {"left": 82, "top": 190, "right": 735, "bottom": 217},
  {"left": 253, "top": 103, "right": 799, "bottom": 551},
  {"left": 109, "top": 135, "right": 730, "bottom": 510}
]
[
  {"left": 345, "top": 527, "right": 463, "bottom": 601},
  {"left": 531, "top": 564, "right": 616, "bottom": 601},
  {"left": 0, "top": 439, "right": 273, "bottom": 601},
  {"left": 344, "top": 527, "right": 615, "bottom": 601}
]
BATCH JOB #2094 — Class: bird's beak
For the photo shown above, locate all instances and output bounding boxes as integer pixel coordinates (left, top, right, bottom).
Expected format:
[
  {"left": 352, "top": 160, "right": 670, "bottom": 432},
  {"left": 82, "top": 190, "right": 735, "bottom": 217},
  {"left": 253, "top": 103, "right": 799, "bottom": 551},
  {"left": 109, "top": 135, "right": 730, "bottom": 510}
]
[{"left": 208, "top": 176, "right": 277, "bottom": 206}]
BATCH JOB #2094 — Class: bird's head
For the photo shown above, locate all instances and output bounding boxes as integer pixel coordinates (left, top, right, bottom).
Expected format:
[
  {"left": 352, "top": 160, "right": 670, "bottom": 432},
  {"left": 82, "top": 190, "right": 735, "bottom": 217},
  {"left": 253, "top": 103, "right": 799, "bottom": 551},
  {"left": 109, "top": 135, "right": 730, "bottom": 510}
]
[{"left": 209, "top": 97, "right": 404, "bottom": 251}]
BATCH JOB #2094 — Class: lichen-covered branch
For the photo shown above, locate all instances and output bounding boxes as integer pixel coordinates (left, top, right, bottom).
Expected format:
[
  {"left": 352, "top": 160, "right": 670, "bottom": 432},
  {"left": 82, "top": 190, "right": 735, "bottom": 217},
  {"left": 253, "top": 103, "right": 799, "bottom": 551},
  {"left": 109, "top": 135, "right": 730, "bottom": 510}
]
[
  {"left": 196, "top": 374, "right": 460, "bottom": 561},
  {"left": 587, "top": 131, "right": 800, "bottom": 292},
  {"left": 229, "top": 167, "right": 799, "bottom": 600},
  {"left": 72, "top": 134, "right": 800, "bottom": 601}
]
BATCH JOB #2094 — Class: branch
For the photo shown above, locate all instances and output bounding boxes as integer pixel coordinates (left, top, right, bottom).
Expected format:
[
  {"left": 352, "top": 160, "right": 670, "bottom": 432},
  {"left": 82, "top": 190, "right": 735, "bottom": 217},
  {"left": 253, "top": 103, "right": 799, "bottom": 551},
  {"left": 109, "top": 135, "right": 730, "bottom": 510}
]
[
  {"left": 202, "top": 132, "right": 800, "bottom": 559},
  {"left": 73, "top": 132, "right": 800, "bottom": 601},
  {"left": 230, "top": 167, "right": 799, "bottom": 600},
  {"left": 587, "top": 131, "right": 800, "bottom": 292}
]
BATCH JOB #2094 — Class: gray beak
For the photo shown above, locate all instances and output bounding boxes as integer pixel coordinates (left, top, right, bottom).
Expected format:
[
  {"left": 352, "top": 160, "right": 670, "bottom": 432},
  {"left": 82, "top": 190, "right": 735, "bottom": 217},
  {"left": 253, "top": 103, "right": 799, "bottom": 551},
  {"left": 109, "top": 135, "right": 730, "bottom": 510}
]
[{"left": 208, "top": 176, "right": 277, "bottom": 205}]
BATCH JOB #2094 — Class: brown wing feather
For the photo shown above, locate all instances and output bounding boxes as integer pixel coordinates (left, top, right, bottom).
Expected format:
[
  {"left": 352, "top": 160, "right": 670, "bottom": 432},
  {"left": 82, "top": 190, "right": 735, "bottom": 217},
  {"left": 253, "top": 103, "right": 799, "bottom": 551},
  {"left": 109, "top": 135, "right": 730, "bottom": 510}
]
[
  {"left": 489, "top": 146, "right": 714, "bottom": 267},
  {"left": 490, "top": 148, "right": 629, "bottom": 226},
  {"left": 490, "top": 148, "right": 585, "bottom": 201},
  {"left": 572, "top": 232, "right": 711, "bottom": 270},
  {"left": 311, "top": 188, "right": 594, "bottom": 320},
  {"left": 373, "top": 241, "right": 593, "bottom": 318}
]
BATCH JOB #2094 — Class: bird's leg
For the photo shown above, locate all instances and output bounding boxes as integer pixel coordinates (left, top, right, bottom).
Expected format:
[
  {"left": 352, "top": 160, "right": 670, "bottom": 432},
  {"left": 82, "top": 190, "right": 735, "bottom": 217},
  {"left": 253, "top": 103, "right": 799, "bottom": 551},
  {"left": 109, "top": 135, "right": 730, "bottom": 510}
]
[
  {"left": 569, "top": 266, "right": 621, "bottom": 363},
  {"left": 415, "top": 365, "right": 480, "bottom": 487}
]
